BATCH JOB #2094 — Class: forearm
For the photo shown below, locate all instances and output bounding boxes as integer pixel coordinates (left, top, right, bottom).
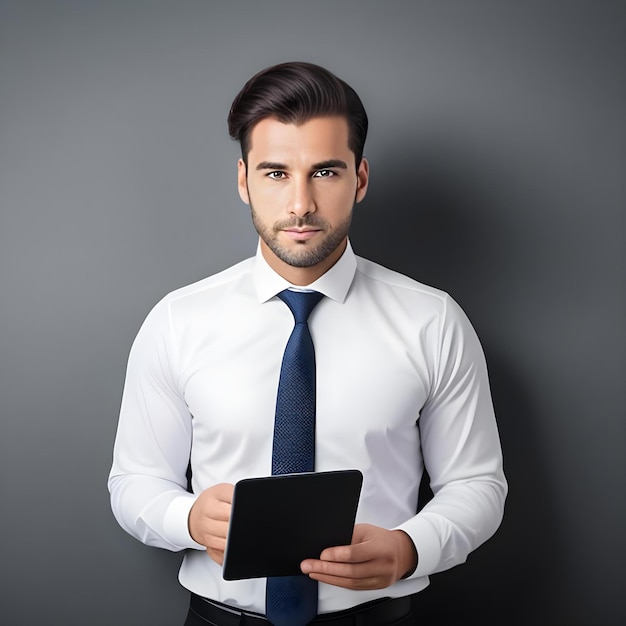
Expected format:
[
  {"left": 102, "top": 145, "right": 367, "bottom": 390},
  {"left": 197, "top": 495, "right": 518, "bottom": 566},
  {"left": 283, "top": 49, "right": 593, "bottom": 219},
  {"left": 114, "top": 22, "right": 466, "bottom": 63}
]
[
  {"left": 108, "top": 473, "right": 203, "bottom": 552},
  {"left": 396, "top": 473, "right": 507, "bottom": 578}
]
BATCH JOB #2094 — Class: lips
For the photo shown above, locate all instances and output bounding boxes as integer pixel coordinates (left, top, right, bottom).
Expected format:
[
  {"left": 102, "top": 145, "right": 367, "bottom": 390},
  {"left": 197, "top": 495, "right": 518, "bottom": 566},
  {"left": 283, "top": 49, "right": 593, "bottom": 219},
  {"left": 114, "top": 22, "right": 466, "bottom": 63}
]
[{"left": 282, "top": 228, "right": 321, "bottom": 241}]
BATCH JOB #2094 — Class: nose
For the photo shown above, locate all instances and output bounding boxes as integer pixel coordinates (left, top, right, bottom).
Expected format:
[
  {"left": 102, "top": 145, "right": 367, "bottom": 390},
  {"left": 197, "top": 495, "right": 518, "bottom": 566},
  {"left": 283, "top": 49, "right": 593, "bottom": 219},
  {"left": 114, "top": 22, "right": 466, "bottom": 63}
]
[{"left": 290, "top": 176, "right": 316, "bottom": 217}]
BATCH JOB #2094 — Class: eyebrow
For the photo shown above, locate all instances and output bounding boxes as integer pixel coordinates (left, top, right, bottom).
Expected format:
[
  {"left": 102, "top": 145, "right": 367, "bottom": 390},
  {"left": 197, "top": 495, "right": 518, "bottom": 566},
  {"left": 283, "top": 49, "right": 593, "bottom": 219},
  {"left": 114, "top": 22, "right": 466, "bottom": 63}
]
[
  {"left": 312, "top": 159, "right": 348, "bottom": 170},
  {"left": 255, "top": 159, "right": 349, "bottom": 171}
]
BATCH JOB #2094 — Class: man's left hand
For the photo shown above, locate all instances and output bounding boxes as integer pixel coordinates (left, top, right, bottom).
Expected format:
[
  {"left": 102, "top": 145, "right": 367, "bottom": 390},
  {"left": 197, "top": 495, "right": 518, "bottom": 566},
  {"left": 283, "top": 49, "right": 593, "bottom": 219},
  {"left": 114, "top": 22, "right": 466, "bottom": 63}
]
[{"left": 300, "top": 523, "right": 418, "bottom": 590}]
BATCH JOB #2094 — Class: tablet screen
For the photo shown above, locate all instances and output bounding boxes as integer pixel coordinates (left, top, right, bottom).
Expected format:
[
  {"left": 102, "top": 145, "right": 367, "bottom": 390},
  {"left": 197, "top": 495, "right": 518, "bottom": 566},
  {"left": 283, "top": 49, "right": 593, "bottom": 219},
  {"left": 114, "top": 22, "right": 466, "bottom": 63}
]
[{"left": 222, "top": 469, "right": 363, "bottom": 580}]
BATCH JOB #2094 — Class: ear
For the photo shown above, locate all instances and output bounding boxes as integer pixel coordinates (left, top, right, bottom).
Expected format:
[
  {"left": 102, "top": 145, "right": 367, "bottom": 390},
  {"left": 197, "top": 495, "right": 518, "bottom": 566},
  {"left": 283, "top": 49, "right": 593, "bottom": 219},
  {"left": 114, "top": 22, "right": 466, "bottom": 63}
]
[
  {"left": 355, "top": 157, "right": 369, "bottom": 204},
  {"left": 237, "top": 159, "right": 250, "bottom": 205}
]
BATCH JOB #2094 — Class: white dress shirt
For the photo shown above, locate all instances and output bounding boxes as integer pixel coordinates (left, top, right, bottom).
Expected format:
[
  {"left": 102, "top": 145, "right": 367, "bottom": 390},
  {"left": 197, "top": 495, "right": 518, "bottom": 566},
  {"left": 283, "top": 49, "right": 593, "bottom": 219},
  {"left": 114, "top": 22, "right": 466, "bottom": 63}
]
[{"left": 108, "top": 241, "right": 507, "bottom": 613}]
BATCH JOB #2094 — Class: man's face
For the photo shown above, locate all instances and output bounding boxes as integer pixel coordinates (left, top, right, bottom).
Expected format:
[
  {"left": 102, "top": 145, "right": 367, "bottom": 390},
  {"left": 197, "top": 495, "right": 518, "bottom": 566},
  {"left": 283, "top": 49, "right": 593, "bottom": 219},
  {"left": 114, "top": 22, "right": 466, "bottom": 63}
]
[{"left": 237, "top": 116, "right": 369, "bottom": 284}]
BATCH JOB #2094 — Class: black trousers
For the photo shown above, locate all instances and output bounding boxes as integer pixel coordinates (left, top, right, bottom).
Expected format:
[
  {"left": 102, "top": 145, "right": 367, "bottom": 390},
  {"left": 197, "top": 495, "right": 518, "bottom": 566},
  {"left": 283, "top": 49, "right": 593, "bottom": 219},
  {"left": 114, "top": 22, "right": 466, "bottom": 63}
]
[{"left": 183, "top": 594, "right": 418, "bottom": 626}]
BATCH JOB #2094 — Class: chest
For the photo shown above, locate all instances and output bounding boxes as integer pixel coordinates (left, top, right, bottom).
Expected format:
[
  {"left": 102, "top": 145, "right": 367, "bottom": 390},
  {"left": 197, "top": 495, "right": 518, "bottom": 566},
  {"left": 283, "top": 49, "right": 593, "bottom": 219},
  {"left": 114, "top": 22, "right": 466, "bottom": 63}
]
[{"left": 179, "top": 300, "right": 432, "bottom": 443}]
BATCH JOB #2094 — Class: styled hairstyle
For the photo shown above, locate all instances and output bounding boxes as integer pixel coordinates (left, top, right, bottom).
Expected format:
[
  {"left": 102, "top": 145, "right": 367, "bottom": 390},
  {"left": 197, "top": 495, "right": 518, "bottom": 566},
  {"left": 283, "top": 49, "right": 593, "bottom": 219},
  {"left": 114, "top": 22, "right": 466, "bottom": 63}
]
[{"left": 228, "top": 62, "right": 368, "bottom": 168}]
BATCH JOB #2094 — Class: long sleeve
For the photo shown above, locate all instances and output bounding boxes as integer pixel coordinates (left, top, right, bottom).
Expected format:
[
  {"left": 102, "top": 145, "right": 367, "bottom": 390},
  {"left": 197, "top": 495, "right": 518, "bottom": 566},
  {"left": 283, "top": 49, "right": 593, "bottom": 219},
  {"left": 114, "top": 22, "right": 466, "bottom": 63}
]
[
  {"left": 397, "top": 295, "right": 507, "bottom": 577},
  {"left": 108, "top": 298, "right": 204, "bottom": 552}
]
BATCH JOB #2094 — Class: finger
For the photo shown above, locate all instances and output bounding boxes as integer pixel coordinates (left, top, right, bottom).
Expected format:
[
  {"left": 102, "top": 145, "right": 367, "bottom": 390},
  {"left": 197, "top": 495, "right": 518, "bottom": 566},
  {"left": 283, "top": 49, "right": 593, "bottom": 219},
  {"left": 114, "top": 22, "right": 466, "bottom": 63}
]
[
  {"left": 213, "top": 483, "right": 235, "bottom": 503},
  {"left": 202, "top": 518, "right": 230, "bottom": 540},
  {"left": 302, "top": 558, "right": 396, "bottom": 591},
  {"left": 318, "top": 540, "right": 374, "bottom": 564},
  {"left": 318, "top": 524, "right": 377, "bottom": 562},
  {"left": 207, "top": 547, "right": 225, "bottom": 566},
  {"left": 204, "top": 534, "right": 227, "bottom": 553},
  {"left": 203, "top": 499, "right": 232, "bottom": 522},
  {"left": 194, "top": 520, "right": 229, "bottom": 549},
  {"left": 306, "top": 571, "right": 385, "bottom": 591},
  {"left": 302, "top": 558, "right": 374, "bottom": 580}
]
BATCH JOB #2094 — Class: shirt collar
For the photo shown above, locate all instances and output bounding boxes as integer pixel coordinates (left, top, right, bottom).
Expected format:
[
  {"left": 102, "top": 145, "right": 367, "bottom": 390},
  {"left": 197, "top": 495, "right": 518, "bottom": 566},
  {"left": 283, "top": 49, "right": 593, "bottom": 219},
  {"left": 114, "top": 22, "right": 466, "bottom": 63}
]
[{"left": 253, "top": 239, "right": 357, "bottom": 304}]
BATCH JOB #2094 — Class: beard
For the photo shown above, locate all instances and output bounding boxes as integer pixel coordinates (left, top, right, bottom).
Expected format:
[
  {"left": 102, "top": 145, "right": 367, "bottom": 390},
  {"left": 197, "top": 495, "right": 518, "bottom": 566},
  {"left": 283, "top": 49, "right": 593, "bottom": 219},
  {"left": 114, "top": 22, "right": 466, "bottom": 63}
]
[{"left": 250, "top": 204, "right": 352, "bottom": 268}]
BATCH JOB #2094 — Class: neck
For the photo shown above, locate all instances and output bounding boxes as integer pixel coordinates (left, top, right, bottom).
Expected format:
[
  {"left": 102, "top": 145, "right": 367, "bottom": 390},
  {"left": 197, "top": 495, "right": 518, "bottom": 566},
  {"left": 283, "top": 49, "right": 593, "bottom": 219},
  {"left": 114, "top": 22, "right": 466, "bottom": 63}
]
[{"left": 261, "top": 239, "right": 347, "bottom": 286}]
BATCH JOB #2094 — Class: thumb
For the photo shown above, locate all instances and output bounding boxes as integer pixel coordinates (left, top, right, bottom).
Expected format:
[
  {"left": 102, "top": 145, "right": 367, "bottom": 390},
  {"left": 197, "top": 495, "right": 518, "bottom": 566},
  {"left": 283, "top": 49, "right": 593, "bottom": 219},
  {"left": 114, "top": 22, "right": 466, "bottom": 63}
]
[{"left": 350, "top": 523, "right": 375, "bottom": 544}]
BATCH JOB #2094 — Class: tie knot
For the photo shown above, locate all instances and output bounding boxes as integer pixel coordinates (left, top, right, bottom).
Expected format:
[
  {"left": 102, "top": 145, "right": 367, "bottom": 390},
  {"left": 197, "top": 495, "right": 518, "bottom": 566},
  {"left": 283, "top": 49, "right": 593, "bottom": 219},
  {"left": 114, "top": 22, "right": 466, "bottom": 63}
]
[{"left": 278, "top": 289, "right": 323, "bottom": 324}]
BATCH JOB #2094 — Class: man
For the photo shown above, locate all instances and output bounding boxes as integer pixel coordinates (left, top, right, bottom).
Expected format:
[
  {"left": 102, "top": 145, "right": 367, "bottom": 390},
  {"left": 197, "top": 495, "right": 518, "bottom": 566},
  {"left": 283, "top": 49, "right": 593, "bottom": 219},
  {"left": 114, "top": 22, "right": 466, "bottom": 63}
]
[{"left": 109, "top": 62, "right": 507, "bottom": 625}]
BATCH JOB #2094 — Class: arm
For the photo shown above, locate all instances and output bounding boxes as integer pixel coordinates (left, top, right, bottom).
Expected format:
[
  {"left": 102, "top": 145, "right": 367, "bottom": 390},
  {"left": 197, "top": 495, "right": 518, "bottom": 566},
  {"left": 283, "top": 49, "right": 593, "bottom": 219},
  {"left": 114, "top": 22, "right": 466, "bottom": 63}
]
[
  {"left": 108, "top": 298, "right": 203, "bottom": 552},
  {"left": 402, "top": 295, "right": 507, "bottom": 578},
  {"left": 303, "top": 295, "right": 507, "bottom": 588}
]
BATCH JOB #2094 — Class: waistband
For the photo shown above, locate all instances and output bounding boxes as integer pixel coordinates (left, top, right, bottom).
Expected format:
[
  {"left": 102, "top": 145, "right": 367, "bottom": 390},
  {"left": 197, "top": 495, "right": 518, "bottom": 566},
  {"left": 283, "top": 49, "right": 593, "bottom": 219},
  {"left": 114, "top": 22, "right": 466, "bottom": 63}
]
[{"left": 189, "top": 593, "right": 413, "bottom": 625}]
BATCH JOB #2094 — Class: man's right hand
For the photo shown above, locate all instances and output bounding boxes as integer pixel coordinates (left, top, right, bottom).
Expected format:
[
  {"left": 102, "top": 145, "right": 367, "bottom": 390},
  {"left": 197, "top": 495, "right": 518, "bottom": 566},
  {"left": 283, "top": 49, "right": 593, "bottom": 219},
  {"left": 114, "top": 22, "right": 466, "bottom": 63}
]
[{"left": 188, "top": 483, "right": 234, "bottom": 565}]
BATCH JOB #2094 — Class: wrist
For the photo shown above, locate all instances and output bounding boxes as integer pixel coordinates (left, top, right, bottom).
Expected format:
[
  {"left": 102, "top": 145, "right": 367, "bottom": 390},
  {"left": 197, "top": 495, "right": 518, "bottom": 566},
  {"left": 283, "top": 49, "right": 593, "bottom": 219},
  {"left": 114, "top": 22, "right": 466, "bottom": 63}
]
[{"left": 393, "top": 530, "right": 418, "bottom": 579}]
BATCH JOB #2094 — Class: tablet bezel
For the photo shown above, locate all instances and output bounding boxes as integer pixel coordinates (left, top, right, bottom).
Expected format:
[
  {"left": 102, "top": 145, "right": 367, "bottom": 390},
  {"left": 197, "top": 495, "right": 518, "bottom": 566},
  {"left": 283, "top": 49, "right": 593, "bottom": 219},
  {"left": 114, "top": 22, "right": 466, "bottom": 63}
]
[{"left": 222, "top": 469, "right": 363, "bottom": 580}]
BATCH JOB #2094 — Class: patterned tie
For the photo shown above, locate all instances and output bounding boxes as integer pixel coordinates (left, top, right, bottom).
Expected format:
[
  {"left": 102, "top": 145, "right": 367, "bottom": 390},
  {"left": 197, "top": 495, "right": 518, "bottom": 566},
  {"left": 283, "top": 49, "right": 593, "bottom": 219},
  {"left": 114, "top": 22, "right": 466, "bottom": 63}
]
[{"left": 265, "top": 289, "right": 323, "bottom": 626}]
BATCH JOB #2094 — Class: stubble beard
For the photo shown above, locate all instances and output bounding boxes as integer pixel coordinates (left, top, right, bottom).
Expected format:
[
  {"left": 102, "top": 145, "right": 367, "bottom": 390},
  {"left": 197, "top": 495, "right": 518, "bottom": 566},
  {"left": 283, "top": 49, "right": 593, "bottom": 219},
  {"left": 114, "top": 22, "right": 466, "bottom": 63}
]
[{"left": 250, "top": 204, "right": 352, "bottom": 268}]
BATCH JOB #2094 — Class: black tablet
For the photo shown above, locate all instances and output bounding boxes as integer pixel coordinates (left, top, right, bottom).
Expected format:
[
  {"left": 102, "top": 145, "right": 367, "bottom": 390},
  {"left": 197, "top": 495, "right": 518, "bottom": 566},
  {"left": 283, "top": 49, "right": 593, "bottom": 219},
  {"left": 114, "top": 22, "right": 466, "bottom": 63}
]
[{"left": 222, "top": 469, "right": 363, "bottom": 580}]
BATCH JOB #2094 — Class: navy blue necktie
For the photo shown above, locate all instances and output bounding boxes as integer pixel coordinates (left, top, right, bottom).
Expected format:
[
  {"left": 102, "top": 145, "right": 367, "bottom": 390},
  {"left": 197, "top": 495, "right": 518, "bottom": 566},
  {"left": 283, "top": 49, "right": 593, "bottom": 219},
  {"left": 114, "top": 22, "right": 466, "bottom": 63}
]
[{"left": 266, "top": 289, "right": 323, "bottom": 626}]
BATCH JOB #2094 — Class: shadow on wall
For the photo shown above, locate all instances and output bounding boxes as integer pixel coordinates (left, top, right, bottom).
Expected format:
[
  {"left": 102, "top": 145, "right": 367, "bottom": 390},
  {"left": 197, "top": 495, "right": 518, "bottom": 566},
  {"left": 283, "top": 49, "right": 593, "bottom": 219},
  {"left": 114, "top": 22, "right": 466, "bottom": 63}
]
[{"left": 351, "top": 136, "right": 562, "bottom": 625}]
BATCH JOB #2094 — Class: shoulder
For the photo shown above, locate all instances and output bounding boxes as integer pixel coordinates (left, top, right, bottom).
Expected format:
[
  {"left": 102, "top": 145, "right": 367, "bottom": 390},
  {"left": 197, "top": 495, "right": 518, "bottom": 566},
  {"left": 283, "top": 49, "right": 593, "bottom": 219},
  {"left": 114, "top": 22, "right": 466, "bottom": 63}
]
[
  {"left": 354, "top": 255, "right": 449, "bottom": 306},
  {"left": 155, "top": 256, "right": 255, "bottom": 313},
  {"left": 164, "top": 257, "right": 255, "bottom": 305},
  {"left": 139, "top": 256, "right": 255, "bottom": 330},
  {"left": 352, "top": 254, "right": 475, "bottom": 333}
]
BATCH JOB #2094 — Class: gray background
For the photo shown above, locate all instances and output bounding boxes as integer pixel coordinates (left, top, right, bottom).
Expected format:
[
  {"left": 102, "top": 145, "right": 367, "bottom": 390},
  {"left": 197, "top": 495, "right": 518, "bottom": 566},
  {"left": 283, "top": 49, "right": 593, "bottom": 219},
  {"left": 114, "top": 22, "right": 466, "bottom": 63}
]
[{"left": 1, "top": 1, "right": 624, "bottom": 625}]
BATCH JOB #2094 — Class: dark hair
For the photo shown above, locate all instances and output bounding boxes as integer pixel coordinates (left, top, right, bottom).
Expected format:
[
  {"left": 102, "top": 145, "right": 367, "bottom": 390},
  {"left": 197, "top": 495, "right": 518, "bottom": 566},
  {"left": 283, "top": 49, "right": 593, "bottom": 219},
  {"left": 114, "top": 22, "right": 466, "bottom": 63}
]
[{"left": 228, "top": 62, "right": 368, "bottom": 167}]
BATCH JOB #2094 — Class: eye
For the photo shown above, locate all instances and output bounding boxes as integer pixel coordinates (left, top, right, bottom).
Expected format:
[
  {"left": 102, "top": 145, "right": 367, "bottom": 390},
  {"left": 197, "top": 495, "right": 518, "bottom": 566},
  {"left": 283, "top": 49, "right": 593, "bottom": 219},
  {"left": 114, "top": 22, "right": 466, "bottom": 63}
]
[
  {"left": 267, "top": 171, "right": 286, "bottom": 180},
  {"left": 313, "top": 169, "right": 335, "bottom": 178}
]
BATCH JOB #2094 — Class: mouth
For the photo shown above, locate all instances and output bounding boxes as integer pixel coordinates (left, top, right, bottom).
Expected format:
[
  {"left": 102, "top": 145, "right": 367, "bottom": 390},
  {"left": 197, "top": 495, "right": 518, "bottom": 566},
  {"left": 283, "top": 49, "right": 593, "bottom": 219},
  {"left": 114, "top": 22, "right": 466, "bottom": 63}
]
[{"left": 281, "top": 228, "right": 322, "bottom": 241}]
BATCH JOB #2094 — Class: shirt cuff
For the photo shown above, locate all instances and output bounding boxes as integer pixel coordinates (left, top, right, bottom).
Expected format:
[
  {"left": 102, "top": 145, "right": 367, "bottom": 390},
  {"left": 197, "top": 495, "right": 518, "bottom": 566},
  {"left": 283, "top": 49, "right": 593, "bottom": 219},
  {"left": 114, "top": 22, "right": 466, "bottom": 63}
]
[
  {"left": 394, "top": 514, "right": 442, "bottom": 578},
  {"left": 163, "top": 493, "right": 206, "bottom": 551}
]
